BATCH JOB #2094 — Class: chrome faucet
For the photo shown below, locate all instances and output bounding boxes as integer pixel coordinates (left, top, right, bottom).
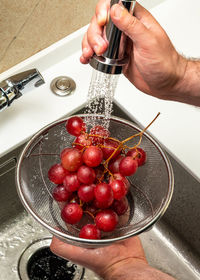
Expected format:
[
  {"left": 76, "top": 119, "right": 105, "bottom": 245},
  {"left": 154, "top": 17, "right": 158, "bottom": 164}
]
[
  {"left": 0, "top": 69, "right": 45, "bottom": 112},
  {"left": 90, "top": 0, "right": 136, "bottom": 74}
]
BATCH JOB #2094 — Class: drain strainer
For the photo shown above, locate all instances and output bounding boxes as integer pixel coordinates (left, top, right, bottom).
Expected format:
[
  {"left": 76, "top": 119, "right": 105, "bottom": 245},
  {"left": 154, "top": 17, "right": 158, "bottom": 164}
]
[
  {"left": 18, "top": 238, "right": 84, "bottom": 280},
  {"left": 50, "top": 76, "right": 76, "bottom": 96}
]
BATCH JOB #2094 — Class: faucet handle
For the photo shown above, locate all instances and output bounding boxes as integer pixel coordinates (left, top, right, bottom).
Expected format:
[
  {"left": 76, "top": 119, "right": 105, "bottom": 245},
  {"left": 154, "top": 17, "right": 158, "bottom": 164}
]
[{"left": 0, "top": 69, "right": 45, "bottom": 111}]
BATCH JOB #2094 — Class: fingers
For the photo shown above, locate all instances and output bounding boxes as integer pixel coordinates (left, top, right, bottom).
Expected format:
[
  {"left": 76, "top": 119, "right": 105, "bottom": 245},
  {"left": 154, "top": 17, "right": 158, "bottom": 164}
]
[
  {"left": 80, "top": 32, "right": 94, "bottom": 64},
  {"left": 50, "top": 236, "right": 104, "bottom": 272},
  {"left": 110, "top": 3, "right": 152, "bottom": 46},
  {"left": 95, "top": 0, "right": 110, "bottom": 26},
  {"left": 80, "top": 1, "right": 159, "bottom": 64},
  {"left": 50, "top": 236, "right": 86, "bottom": 262},
  {"left": 80, "top": 16, "right": 108, "bottom": 63},
  {"left": 81, "top": 0, "right": 110, "bottom": 63},
  {"left": 50, "top": 235, "right": 147, "bottom": 277},
  {"left": 80, "top": 33, "right": 92, "bottom": 64},
  {"left": 87, "top": 16, "right": 108, "bottom": 55}
]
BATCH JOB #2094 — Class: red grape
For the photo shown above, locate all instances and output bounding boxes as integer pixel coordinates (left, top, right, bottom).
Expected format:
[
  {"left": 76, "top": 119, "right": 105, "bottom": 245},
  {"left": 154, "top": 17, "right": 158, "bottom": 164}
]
[
  {"left": 48, "top": 164, "right": 68, "bottom": 184},
  {"left": 119, "top": 156, "right": 138, "bottom": 176},
  {"left": 94, "top": 183, "right": 114, "bottom": 208},
  {"left": 77, "top": 165, "right": 96, "bottom": 184},
  {"left": 61, "top": 203, "right": 83, "bottom": 224},
  {"left": 127, "top": 147, "right": 147, "bottom": 166},
  {"left": 52, "top": 184, "right": 71, "bottom": 202},
  {"left": 101, "top": 139, "right": 121, "bottom": 160},
  {"left": 66, "top": 116, "right": 86, "bottom": 136},
  {"left": 112, "top": 196, "right": 129, "bottom": 216},
  {"left": 78, "top": 184, "right": 95, "bottom": 202},
  {"left": 61, "top": 148, "right": 83, "bottom": 172},
  {"left": 93, "top": 199, "right": 104, "bottom": 209},
  {"left": 83, "top": 146, "right": 103, "bottom": 167},
  {"left": 90, "top": 125, "right": 110, "bottom": 145},
  {"left": 79, "top": 224, "right": 101, "bottom": 239},
  {"left": 73, "top": 134, "right": 92, "bottom": 150},
  {"left": 108, "top": 155, "right": 124, "bottom": 173},
  {"left": 60, "top": 147, "right": 72, "bottom": 159},
  {"left": 63, "top": 173, "right": 80, "bottom": 192},
  {"left": 109, "top": 179, "right": 128, "bottom": 200},
  {"left": 95, "top": 209, "right": 118, "bottom": 232},
  {"left": 109, "top": 173, "right": 130, "bottom": 192},
  {"left": 93, "top": 198, "right": 116, "bottom": 209}
]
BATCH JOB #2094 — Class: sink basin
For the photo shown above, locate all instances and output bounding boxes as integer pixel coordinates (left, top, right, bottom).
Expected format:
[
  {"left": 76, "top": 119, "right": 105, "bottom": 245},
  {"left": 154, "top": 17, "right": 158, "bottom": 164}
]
[{"left": 0, "top": 102, "right": 200, "bottom": 280}]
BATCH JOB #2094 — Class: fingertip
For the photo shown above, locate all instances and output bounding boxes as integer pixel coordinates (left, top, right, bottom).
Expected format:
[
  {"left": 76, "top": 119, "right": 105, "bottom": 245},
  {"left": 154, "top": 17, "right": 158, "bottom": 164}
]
[
  {"left": 80, "top": 55, "right": 89, "bottom": 64},
  {"left": 81, "top": 47, "right": 93, "bottom": 63},
  {"left": 97, "top": 10, "right": 107, "bottom": 26},
  {"left": 111, "top": 3, "right": 126, "bottom": 20},
  {"left": 96, "top": 0, "right": 109, "bottom": 25},
  {"left": 82, "top": 47, "right": 93, "bottom": 58},
  {"left": 50, "top": 236, "right": 59, "bottom": 253}
]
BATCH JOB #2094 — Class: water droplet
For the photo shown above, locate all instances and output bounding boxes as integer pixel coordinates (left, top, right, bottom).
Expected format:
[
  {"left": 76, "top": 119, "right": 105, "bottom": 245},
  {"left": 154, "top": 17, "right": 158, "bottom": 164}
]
[
  {"left": 11, "top": 265, "right": 17, "bottom": 273},
  {"left": 66, "top": 261, "right": 73, "bottom": 268}
]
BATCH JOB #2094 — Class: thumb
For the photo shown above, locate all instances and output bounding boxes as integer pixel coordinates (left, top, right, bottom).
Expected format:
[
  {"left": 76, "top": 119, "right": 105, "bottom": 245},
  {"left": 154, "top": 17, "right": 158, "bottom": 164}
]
[{"left": 110, "top": 4, "right": 151, "bottom": 45}]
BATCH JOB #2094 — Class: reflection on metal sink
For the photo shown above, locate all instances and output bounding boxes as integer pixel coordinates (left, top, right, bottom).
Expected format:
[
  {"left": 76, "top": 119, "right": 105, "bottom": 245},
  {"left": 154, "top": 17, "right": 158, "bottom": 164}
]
[{"left": 0, "top": 102, "right": 200, "bottom": 280}]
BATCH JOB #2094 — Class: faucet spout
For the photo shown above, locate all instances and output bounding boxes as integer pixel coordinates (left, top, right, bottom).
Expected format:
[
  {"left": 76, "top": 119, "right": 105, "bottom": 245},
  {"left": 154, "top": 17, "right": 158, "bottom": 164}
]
[{"left": 0, "top": 69, "right": 45, "bottom": 112}]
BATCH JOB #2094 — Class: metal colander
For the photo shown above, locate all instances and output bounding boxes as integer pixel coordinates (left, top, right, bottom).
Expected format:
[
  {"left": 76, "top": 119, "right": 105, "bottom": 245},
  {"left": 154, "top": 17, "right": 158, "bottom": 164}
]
[{"left": 16, "top": 115, "right": 174, "bottom": 248}]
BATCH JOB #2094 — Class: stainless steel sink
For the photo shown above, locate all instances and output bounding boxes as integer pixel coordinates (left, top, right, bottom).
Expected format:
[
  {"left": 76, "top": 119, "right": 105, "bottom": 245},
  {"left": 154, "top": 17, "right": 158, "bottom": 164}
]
[{"left": 1, "top": 103, "right": 200, "bottom": 280}]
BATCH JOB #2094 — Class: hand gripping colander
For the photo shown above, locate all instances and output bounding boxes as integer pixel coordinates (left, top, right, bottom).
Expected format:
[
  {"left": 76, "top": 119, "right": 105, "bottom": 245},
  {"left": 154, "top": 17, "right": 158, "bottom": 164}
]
[{"left": 16, "top": 115, "right": 174, "bottom": 248}]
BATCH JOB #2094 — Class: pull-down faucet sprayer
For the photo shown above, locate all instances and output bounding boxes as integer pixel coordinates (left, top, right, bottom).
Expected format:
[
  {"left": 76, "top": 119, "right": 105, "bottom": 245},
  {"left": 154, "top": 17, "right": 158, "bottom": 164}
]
[{"left": 89, "top": 0, "right": 136, "bottom": 74}]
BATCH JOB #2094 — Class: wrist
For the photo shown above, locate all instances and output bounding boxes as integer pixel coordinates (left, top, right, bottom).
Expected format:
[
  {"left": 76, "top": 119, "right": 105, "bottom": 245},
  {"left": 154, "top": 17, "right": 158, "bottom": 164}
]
[
  {"left": 100, "top": 258, "right": 147, "bottom": 280},
  {"left": 169, "top": 57, "right": 200, "bottom": 106},
  {"left": 102, "top": 259, "right": 176, "bottom": 280}
]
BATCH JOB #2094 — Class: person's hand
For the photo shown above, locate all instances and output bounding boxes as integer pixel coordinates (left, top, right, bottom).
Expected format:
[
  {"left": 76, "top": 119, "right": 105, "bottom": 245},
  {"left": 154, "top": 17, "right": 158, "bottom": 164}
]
[
  {"left": 50, "top": 235, "right": 147, "bottom": 279},
  {"left": 81, "top": 0, "right": 188, "bottom": 103},
  {"left": 50, "top": 235, "right": 176, "bottom": 280}
]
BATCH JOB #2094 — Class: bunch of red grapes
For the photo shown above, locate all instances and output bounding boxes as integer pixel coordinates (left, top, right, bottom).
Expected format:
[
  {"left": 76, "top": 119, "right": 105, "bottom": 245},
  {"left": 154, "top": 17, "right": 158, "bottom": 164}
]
[{"left": 48, "top": 116, "right": 146, "bottom": 240}]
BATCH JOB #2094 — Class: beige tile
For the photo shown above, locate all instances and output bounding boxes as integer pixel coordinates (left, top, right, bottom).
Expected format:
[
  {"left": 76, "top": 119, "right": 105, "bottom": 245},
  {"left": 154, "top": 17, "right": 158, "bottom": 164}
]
[
  {"left": 0, "top": 0, "right": 98, "bottom": 73},
  {"left": 0, "top": 0, "right": 40, "bottom": 65}
]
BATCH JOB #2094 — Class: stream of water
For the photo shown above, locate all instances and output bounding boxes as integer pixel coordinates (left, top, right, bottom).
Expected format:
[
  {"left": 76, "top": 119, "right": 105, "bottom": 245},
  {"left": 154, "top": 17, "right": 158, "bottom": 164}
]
[{"left": 84, "top": 69, "right": 119, "bottom": 129}]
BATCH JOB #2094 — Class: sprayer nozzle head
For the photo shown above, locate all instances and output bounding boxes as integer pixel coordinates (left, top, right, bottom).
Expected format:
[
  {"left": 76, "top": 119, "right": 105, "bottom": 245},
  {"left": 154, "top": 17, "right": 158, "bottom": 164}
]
[{"left": 89, "top": 55, "right": 128, "bottom": 75}]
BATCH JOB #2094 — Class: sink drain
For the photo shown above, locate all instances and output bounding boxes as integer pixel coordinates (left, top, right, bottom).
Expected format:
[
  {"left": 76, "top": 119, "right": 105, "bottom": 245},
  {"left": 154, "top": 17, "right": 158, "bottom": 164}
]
[
  {"left": 18, "top": 238, "right": 84, "bottom": 280},
  {"left": 50, "top": 76, "right": 76, "bottom": 96}
]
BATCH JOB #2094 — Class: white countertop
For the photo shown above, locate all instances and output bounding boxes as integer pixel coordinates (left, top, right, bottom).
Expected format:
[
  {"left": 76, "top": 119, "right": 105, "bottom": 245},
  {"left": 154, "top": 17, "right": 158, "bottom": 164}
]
[{"left": 0, "top": 0, "right": 200, "bottom": 180}]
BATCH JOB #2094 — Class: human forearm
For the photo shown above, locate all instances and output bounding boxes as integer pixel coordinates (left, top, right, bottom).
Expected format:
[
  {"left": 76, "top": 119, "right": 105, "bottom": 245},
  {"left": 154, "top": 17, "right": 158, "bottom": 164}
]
[
  {"left": 103, "top": 259, "right": 176, "bottom": 280},
  {"left": 169, "top": 58, "right": 200, "bottom": 106}
]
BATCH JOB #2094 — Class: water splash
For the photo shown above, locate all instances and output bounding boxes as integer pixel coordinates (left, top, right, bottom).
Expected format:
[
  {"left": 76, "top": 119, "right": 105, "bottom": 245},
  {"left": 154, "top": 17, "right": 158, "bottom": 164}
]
[
  {"left": 66, "top": 261, "right": 74, "bottom": 268},
  {"left": 85, "top": 69, "right": 119, "bottom": 129}
]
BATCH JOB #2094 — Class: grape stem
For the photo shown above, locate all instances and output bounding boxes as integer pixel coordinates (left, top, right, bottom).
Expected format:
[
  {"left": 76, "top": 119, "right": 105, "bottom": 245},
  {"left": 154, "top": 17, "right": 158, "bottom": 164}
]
[
  {"left": 89, "top": 134, "right": 120, "bottom": 143},
  {"left": 105, "top": 112, "right": 160, "bottom": 164},
  {"left": 99, "top": 165, "right": 113, "bottom": 182},
  {"left": 121, "top": 112, "right": 160, "bottom": 145},
  {"left": 84, "top": 210, "right": 95, "bottom": 220}
]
